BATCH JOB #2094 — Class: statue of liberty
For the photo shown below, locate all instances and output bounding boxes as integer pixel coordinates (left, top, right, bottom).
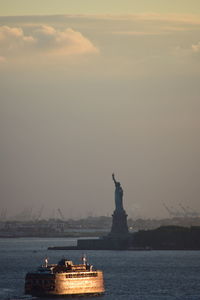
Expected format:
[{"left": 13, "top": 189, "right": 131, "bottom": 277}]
[{"left": 112, "top": 173, "right": 124, "bottom": 211}]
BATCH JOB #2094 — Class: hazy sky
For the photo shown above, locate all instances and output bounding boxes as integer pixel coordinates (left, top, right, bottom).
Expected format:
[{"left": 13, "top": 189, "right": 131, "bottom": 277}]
[
  {"left": 1, "top": 0, "right": 200, "bottom": 15},
  {"left": 1, "top": 2, "right": 200, "bottom": 220}
]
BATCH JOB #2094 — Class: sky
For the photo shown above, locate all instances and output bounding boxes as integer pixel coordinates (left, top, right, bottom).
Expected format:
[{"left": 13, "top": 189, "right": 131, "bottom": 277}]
[
  {"left": 1, "top": 0, "right": 200, "bottom": 15},
  {"left": 1, "top": 1, "right": 200, "bottom": 220}
]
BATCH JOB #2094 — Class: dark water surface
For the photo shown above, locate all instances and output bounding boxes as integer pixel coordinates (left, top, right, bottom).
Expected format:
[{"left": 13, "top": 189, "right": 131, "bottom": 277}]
[{"left": 0, "top": 238, "right": 200, "bottom": 300}]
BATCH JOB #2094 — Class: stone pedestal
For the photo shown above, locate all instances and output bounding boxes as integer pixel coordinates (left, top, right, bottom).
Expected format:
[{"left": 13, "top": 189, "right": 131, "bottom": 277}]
[{"left": 110, "top": 209, "right": 129, "bottom": 238}]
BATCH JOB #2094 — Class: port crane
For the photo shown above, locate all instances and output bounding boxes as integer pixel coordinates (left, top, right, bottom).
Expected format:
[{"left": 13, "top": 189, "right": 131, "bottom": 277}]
[{"left": 57, "top": 208, "right": 65, "bottom": 221}]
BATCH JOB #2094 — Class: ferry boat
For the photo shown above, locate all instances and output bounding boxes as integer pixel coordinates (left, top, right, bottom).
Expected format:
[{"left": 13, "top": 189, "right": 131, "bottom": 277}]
[{"left": 25, "top": 256, "right": 105, "bottom": 297}]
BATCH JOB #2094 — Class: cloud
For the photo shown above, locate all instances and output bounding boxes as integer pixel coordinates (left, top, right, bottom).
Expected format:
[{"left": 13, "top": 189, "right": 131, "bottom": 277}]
[
  {"left": 112, "top": 25, "right": 189, "bottom": 36},
  {"left": 192, "top": 41, "right": 200, "bottom": 53},
  {"left": 1, "top": 13, "right": 200, "bottom": 29},
  {"left": 1, "top": 13, "right": 200, "bottom": 26},
  {"left": 130, "top": 13, "right": 200, "bottom": 25},
  {"left": 34, "top": 25, "right": 99, "bottom": 56},
  {"left": 0, "top": 26, "right": 35, "bottom": 56},
  {"left": 173, "top": 41, "right": 200, "bottom": 62},
  {"left": 113, "top": 31, "right": 162, "bottom": 36},
  {"left": 63, "top": 13, "right": 200, "bottom": 25},
  {"left": 0, "top": 25, "right": 99, "bottom": 62}
]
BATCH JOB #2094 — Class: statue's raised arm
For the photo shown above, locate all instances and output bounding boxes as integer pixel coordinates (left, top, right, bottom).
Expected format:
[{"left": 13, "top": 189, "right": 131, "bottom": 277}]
[{"left": 112, "top": 173, "right": 117, "bottom": 185}]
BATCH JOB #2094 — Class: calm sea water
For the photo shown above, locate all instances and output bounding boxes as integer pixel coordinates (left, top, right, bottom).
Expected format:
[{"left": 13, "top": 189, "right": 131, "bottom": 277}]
[{"left": 0, "top": 237, "right": 200, "bottom": 300}]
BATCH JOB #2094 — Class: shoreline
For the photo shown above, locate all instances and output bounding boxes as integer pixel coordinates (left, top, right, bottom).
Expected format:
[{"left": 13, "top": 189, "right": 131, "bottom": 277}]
[{"left": 0, "top": 232, "right": 107, "bottom": 238}]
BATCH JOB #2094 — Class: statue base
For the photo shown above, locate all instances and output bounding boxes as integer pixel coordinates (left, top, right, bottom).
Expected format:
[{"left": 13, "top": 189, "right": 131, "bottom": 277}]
[
  {"left": 49, "top": 208, "right": 131, "bottom": 251},
  {"left": 109, "top": 209, "right": 129, "bottom": 238}
]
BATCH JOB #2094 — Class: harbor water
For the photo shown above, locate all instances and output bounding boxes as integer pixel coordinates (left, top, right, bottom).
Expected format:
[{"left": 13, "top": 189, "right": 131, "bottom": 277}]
[{"left": 0, "top": 237, "right": 200, "bottom": 300}]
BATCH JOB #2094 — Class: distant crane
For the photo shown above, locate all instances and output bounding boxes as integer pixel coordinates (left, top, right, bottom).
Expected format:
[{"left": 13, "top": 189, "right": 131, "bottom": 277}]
[
  {"left": 186, "top": 205, "right": 200, "bottom": 217},
  {"left": 163, "top": 203, "right": 183, "bottom": 217},
  {"left": 34, "top": 205, "right": 44, "bottom": 221},
  {"left": 179, "top": 203, "right": 200, "bottom": 217},
  {"left": 57, "top": 208, "right": 65, "bottom": 221},
  {"left": 163, "top": 202, "right": 200, "bottom": 218},
  {"left": 179, "top": 203, "right": 188, "bottom": 217},
  {"left": 163, "top": 203, "right": 174, "bottom": 216}
]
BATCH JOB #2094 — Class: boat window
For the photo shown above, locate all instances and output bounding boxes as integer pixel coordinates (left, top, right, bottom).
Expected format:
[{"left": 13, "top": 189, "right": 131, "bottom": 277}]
[{"left": 65, "top": 272, "right": 98, "bottom": 278}]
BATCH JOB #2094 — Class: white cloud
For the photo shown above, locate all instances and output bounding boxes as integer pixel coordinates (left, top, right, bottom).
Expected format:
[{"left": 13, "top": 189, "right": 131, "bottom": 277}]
[
  {"left": 0, "top": 26, "right": 35, "bottom": 57},
  {"left": 34, "top": 25, "right": 99, "bottom": 56},
  {"left": 66, "top": 13, "right": 200, "bottom": 25},
  {"left": 131, "top": 13, "right": 200, "bottom": 25},
  {"left": 0, "top": 25, "right": 99, "bottom": 62},
  {"left": 192, "top": 41, "right": 200, "bottom": 53},
  {"left": 173, "top": 41, "right": 200, "bottom": 63}
]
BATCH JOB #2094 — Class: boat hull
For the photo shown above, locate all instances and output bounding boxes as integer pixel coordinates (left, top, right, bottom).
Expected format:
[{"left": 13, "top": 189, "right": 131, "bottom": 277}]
[{"left": 25, "top": 271, "right": 105, "bottom": 297}]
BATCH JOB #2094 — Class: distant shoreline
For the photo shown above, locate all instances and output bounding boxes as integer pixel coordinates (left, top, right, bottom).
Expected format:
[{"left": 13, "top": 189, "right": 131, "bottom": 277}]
[{"left": 0, "top": 231, "right": 107, "bottom": 238}]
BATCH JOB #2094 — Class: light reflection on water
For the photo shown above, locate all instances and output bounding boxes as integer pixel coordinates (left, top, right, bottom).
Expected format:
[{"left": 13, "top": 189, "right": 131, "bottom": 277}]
[{"left": 0, "top": 238, "right": 200, "bottom": 300}]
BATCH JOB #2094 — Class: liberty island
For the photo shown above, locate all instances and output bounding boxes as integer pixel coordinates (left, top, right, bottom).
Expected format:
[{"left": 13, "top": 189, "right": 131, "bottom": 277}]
[
  {"left": 48, "top": 173, "right": 200, "bottom": 251},
  {"left": 49, "top": 174, "right": 131, "bottom": 250}
]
